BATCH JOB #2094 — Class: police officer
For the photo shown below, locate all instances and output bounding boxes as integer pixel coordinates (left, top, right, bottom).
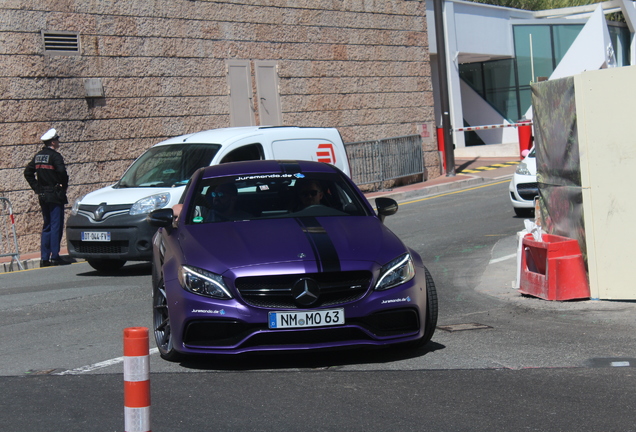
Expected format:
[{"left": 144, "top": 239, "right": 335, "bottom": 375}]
[{"left": 24, "top": 128, "right": 71, "bottom": 267}]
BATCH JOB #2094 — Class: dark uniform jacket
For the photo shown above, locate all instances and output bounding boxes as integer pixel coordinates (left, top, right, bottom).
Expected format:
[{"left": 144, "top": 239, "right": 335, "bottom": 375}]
[{"left": 24, "top": 146, "right": 69, "bottom": 205}]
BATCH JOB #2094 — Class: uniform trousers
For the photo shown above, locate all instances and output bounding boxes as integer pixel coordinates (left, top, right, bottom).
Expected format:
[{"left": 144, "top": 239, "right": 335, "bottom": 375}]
[{"left": 40, "top": 202, "right": 64, "bottom": 261}]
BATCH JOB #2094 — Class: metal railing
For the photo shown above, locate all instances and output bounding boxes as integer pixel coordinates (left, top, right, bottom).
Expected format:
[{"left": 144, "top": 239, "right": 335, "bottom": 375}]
[
  {"left": 345, "top": 134, "right": 424, "bottom": 190},
  {"left": 0, "top": 197, "right": 24, "bottom": 271}
]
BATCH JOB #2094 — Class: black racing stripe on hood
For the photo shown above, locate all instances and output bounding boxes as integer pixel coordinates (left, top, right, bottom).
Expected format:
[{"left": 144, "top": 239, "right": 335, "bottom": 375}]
[
  {"left": 279, "top": 162, "right": 302, "bottom": 175},
  {"left": 296, "top": 217, "right": 341, "bottom": 273}
]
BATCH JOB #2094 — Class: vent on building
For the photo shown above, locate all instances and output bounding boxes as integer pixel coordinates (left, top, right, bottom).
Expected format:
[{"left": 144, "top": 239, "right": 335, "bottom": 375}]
[{"left": 42, "top": 31, "right": 80, "bottom": 56}]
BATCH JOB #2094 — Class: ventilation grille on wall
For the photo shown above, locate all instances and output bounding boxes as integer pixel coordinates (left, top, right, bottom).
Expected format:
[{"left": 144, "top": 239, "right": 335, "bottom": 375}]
[{"left": 42, "top": 31, "right": 80, "bottom": 55}]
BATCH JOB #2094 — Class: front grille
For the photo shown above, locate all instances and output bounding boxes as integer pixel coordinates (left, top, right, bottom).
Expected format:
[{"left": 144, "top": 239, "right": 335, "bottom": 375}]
[
  {"left": 516, "top": 182, "right": 538, "bottom": 200},
  {"left": 243, "top": 327, "right": 372, "bottom": 347},
  {"left": 235, "top": 271, "right": 372, "bottom": 309},
  {"left": 71, "top": 240, "right": 128, "bottom": 254}
]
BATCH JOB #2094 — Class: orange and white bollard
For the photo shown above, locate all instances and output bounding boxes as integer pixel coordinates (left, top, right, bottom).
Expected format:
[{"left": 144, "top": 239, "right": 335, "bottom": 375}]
[{"left": 124, "top": 327, "right": 151, "bottom": 432}]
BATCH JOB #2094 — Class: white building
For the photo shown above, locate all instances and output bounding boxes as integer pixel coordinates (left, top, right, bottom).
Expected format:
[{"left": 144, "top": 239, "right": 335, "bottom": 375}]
[{"left": 427, "top": 0, "right": 636, "bottom": 157}]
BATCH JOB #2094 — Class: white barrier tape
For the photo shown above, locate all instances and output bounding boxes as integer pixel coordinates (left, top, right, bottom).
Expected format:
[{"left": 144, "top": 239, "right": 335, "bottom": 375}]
[
  {"left": 125, "top": 406, "right": 150, "bottom": 432},
  {"left": 455, "top": 122, "right": 533, "bottom": 132},
  {"left": 124, "top": 355, "right": 149, "bottom": 382}
]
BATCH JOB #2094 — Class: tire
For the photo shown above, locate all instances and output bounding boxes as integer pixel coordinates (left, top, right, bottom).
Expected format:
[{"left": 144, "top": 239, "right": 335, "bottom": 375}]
[
  {"left": 87, "top": 259, "right": 126, "bottom": 273},
  {"left": 401, "top": 266, "right": 438, "bottom": 349},
  {"left": 513, "top": 207, "right": 534, "bottom": 218},
  {"left": 153, "top": 276, "right": 184, "bottom": 362}
]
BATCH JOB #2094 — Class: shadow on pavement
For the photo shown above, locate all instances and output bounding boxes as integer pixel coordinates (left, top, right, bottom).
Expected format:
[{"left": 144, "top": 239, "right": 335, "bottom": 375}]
[{"left": 175, "top": 341, "right": 446, "bottom": 371}]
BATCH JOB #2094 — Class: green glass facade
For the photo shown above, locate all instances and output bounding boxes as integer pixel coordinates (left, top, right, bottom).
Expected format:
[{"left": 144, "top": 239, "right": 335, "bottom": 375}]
[{"left": 459, "top": 23, "right": 631, "bottom": 123}]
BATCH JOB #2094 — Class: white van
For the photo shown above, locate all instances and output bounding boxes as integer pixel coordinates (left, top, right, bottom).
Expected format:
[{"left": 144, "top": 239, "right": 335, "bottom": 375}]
[{"left": 66, "top": 126, "right": 351, "bottom": 272}]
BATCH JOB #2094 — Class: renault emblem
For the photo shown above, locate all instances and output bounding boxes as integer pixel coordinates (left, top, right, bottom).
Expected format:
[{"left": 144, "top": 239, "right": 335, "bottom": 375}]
[{"left": 94, "top": 205, "right": 106, "bottom": 221}]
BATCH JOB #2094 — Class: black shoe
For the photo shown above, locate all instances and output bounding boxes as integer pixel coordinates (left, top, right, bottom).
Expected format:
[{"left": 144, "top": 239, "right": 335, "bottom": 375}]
[
  {"left": 50, "top": 258, "right": 72, "bottom": 266},
  {"left": 40, "top": 260, "right": 51, "bottom": 267}
]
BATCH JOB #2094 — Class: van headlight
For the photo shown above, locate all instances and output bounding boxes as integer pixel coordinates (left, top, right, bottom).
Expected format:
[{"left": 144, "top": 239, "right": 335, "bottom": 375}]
[
  {"left": 375, "top": 253, "right": 415, "bottom": 291},
  {"left": 71, "top": 196, "right": 84, "bottom": 216},
  {"left": 129, "top": 192, "right": 170, "bottom": 215},
  {"left": 178, "top": 265, "right": 233, "bottom": 299}
]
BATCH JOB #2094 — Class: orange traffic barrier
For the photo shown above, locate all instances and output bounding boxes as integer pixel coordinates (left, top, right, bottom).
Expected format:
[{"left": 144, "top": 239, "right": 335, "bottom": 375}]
[
  {"left": 519, "top": 233, "right": 590, "bottom": 301},
  {"left": 124, "top": 327, "right": 151, "bottom": 432}
]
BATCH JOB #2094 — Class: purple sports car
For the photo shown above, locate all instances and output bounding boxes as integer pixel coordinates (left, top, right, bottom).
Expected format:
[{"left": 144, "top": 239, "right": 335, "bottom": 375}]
[{"left": 148, "top": 160, "right": 437, "bottom": 361}]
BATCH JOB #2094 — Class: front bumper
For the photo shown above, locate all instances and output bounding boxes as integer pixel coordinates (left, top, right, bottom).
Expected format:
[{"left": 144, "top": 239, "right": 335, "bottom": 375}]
[
  {"left": 509, "top": 175, "right": 538, "bottom": 209},
  {"left": 165, "top": 275, "right": 428, "bottom": 355},
  {"left": 66, "top": 211, "right": 157, "bottom": 261}
]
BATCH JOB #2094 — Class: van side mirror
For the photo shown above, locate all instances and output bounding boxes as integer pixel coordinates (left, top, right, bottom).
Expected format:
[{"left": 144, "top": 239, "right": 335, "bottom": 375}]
[
  {"left": 375, "top": 197, "right": 398, "bottom": 222},
  {"left": 147, "top": 208, "right": 174, "bottom": 228}
]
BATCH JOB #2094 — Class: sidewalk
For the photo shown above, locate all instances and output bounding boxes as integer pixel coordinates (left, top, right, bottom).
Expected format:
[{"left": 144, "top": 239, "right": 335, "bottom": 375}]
[{"left": 1, "top": 157, "right": 517, "bottom": 274}]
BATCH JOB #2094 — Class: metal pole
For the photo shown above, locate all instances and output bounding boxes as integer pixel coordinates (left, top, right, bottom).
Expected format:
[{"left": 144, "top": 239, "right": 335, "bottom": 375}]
[{"left": 434, "top": 0, "right": 455, "bottom": 176}]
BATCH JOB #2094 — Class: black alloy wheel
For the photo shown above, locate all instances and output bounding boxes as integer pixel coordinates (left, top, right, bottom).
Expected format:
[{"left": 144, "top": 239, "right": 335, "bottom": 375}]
[{"left": 153, "top": 276, "right": 183, "bottom": 361}]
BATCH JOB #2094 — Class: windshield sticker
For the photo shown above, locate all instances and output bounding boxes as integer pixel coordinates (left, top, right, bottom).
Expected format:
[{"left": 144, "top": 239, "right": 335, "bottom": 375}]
[
  {"left": 381, "top": 296, "right": 411, "bottom": 305},
  {"left": 259, "top": 185, "right": 270, "bottom": 191},
  {"left": 236, "top": 173, "right": 305, "bottom": 181}
]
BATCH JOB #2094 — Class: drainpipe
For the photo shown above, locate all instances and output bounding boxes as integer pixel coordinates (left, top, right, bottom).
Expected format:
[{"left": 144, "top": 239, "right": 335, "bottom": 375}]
[{"left": 434, "top": 0, "right": 455, "bottom": 176}]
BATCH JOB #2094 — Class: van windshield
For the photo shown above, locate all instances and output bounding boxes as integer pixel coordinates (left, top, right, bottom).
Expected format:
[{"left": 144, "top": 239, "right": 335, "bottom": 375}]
[{"left": 117, "top": 144, "right": 221, "bottom": 188}]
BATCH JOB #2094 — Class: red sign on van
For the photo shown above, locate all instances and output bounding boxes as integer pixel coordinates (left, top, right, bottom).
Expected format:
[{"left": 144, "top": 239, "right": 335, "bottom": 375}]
[{"left": 316, "top": 143, "right": 336, "bottom": 164}]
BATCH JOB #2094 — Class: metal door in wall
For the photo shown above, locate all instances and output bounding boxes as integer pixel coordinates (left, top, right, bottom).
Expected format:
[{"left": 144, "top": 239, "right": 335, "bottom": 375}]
[
  {"left": 255, "top": 61, "right": 282, "bottom": 126},
  {"left": 227, "top": 60, "right": 256, "bottom": 127}
]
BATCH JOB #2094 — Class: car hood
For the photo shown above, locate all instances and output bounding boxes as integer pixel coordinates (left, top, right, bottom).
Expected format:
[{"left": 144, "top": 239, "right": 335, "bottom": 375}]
[
  {"left": 177, "top": 216, "right": 407, "bottom": 274},
  {"left": 80, "top": 185, "right": 184, "bottom": 206}
]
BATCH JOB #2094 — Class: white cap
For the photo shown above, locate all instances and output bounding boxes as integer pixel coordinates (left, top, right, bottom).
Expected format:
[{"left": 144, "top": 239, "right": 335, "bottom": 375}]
[{"left": 40, "top": 128, "right": 59, "bottom": 142}]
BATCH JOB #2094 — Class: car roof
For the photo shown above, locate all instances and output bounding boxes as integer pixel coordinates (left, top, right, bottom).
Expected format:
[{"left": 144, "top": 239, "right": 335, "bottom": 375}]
[
  {"left": 198, "top": 160, "right": 341, "bottom": 179},
  {"left": 154, "top": 126, "right": 339, "bottom": 147}
]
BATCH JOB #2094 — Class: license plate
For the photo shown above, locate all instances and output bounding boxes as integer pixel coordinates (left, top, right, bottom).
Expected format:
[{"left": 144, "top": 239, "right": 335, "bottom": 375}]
[
  {"left": 269, "top": 308, "right": 344, "bottom": 329},
  {"left": 81, "top": 231, "right": 111, "bottom": 242}
]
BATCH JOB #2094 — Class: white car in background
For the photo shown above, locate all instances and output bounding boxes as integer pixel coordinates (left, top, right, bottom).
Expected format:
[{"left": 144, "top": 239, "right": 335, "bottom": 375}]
[{"left": 509, "top": 147, "right": 537, "bottom": 217}]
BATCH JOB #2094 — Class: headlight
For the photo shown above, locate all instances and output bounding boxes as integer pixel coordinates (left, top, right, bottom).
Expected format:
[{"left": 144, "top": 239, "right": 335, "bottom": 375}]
[
  {"left": 71, "top": 197, "right": 84, "bottom": 216},
  {"left": 178, "top": 265, "right": 233, "bottom": 299},
  {"left": 129, "top": 192, "right": 170, "bottom": 215},
  {"left": 516, "top": 163, "right": 531, "bottom": 176},
  {"left": 375, "top": 253, "right": 415, "bottom": 291}
]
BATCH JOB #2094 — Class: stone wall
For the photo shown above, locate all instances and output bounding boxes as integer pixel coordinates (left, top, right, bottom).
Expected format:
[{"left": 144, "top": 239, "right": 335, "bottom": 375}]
[{"left": 0, "top": 0, "right": 437, "bottom": 255}]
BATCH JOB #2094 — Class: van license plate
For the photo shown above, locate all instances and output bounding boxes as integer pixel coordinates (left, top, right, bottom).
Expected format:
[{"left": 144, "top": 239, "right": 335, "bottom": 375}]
[
  {"left": 269, "top": 308, "right": 344, "bottom": 329},
  {"left": 81, "top": 231, "right": 111, "bottom": 242}
]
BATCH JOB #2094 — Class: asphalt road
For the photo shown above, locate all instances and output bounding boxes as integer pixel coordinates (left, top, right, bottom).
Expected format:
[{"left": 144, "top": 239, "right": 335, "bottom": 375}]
[{"left": 1, "top": 180, "right": 635, "bottom": 431}]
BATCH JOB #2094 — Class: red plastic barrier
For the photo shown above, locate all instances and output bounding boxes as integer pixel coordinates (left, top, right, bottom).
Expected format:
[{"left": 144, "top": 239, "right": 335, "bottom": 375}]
[
  {"left": 519, "top": 233, "right": 590, "bottom": 301},
  {"left": 436, "top": 127, "right": 446, "bottom": 172},
  {"left": 124, "top": 327, "right": 151, "bottom": 432},
  {"left": 517, "top": 120, "right": 533, "bottom": 160}
]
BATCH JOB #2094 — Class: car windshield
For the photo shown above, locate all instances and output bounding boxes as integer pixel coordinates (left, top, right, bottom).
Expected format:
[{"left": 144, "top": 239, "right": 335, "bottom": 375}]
[
  {"left": 117, "top": 144, "right": 221, "bottom": 188},
  {"left": 185, "top": 172, "right": 370, "bottom": 223}
]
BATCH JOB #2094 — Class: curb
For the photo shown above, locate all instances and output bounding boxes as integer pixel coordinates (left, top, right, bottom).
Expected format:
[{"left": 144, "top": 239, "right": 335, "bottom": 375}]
[{"left": 364, "top": 176, "right": 488, "bottom": 203}]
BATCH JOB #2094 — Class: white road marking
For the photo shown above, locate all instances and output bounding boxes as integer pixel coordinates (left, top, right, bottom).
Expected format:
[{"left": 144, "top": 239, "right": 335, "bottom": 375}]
[
  {"left": 489, "top": 253, "right": 517, "bottom": 264},
  {"left": 54, "top": 348, "right": 159, "bottom": 375}
]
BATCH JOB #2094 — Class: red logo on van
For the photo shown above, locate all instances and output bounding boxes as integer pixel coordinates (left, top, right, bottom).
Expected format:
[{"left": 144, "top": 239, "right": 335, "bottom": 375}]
[{"left": 316, "top": 143, "right": 336, "bottom": 164}]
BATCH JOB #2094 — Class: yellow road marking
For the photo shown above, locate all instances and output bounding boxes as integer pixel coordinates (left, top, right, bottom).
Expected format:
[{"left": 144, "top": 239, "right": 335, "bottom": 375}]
[{"left": 401, "top": 179, "right": 511, "bottom": 206}]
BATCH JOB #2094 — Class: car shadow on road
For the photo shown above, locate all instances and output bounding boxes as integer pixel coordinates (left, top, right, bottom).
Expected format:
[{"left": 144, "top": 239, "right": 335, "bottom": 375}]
[
  {"left": 75, "top": 262, "right": 152, "bottom": 277},
  {"left": 176, "top": 341, "right": 446, "bottom": 371}
]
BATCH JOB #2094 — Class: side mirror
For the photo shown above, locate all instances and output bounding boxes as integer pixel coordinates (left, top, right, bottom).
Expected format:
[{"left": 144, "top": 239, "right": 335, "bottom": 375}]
[
  {"left": 375, "top": 197, "right": 398, "bottom": 222},
  {"left": 147, "top": 208, "right": 174, "bottom": 228}
]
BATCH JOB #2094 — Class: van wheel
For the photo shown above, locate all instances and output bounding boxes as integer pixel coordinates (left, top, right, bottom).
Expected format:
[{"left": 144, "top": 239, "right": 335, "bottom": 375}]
[{"left": 87, "top": 259, "right": 126, "bottom": 273}]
